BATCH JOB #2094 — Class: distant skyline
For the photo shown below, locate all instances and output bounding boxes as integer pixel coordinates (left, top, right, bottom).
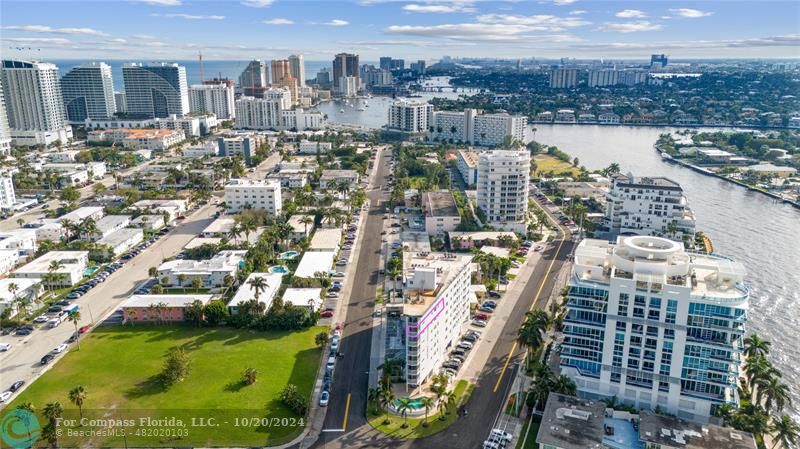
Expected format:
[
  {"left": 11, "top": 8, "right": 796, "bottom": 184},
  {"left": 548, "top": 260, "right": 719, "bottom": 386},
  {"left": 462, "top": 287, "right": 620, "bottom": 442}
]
[{"left": 1, "top": 0, "right": 799, "bottom": 61}]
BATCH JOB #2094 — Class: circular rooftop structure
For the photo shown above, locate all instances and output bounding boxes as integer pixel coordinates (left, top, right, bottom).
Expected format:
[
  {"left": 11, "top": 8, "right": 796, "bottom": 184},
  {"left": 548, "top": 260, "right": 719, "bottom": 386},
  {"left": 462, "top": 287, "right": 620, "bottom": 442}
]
[{"left": 622, "top": 236, "right": 682, "bottom": 260}]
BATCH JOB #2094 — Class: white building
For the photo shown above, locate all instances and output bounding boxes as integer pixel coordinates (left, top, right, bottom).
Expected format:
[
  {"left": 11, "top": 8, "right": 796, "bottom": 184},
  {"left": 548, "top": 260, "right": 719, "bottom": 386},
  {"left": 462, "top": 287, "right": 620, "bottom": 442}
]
[
  {"left": 189, "top": 83, "right": 235, "bottom": 119},
  {"left": 337, "top": 76, "right": 359, "bottom": 98},
  {"left": 604, "top": 174, "right": 696, "bottom": 241},
  {"left": 0, "top": 83, "right": 12, "bottom": 155},
  {"left": 132, "top": 199, "right": 187, "bottom": 223},
  {"left": 561, "top": 236, "right": 748, "bottom": 422},
  {"left": 309, "top": 227, "right": 342, "bottom": 252},
  {"left": 431, "top": 109, "right": 526, "bottom": 147},
  {"left": 456, "top": 150, "right": 479, "bottom": 186},
  {"left": 200, "top": 217, "right": 235, "bottom": 238},
  {"left": 87, "top": 128, "right": 185, "bottom": 151},
  {"left": 234, "top": 90, "right": 289, "bottom": 130},
  {"left": 588, "top": 69, "right": 618, "bottom": 87},
  {"left": 288, "top": 54, "right": 306, "bottom": 86},
  {"left": 157, "top": 250, "right": 247, "bottom": 288},
  {"left": 122, "top": 63, "right": 189, "bottom": 118},
  {"left": 387, "top": 100, "right": 433, "bottom": 133},
  {"left": 85, "top": 215, "right": 131, "bottom": 240},
  {"left": 0, "top": 278, "right": 43, "bottom": 318},
  {"left": 0, "top": 59, "right": 73, "bottom": 146},
  {"left": 95, "top": 228, "right": 143, "bottom": 257},
  {"left": 422, "top": 190, "right": 461, "bottom": 236},
  {"left": 59, "top": 206, "right": 105, "bottom": 224},
  {"left": 0, "top": 249, "right": 19, "bottom": 276},
  {"left": 477, "top": 150, "right": 530, "bottom": 233},
  {"left": 297, "top": 140, "right": 332, "bottom": 155},
  {"left": 282, "top": 288, "right": 323, "bottom": 310},
  {"left": 281, "top": 108, "right": 325, "bottom": 131},
  {"left": 294, "top": 251, "right": 336, "bottom": 279},
  {"left": 223, "top": 179, "right": 282, "bottom": 214},
  {"left": 0, "top": 175, "right": 16, "bottom": 211},
  {"left": 319, "top": 170, "right": 360, "bottom": 189},
  {"left": 13, "top": 251, "right": 89, "bottom": 287},
  {"left": 60, "top": 62, "right": 116, "bottom": 123},
  {"left": 129, "top": 214, "right": 165, "bottom": 231},
  {"left": 403, "top": 252, "right": 473, "bottom": 389},
  {"left": 84, "top": 115, "right": 210, "bottom": 137},
  {"left": 0, "top": 229, "right": 38, "bottom": 258},
  {"left": 550, "top": 68, "right": 578, "bottom": 89},
  {"left": 228, "top": 272, "right": 283, "bottom": 314},
  {"left": 114, "top": 91, "right": 127, "bottom": 113},
  {"left": 287, "top": 214, "right": 314, "bottom": 242}
]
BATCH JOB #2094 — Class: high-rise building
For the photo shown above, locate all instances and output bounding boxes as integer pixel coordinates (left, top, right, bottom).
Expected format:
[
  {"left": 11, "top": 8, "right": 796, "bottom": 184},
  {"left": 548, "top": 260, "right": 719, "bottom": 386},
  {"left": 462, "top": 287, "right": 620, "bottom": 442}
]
[
  {"left": 604, "top": 174, "right": 696, "bottom": 241},
  {"left": 238, "top": 60, "right": 268, "bottom": 91},
  {"left": 410, "top": 60, "right": 426, "bottom": 76},
  {"left": 0, "top": 175, "right": 16, "bottom": 211},
  {"left": 337, "top": 76, "right": 359, "bottom": 98},
  {"left": 0, "top": 83, "right": 11, "bottom": 155},
  {"left": 189, "top": 83, "right": 235, "bottom": 119},
  {"left": 122, "top": 63, "right": 189, "bottom": 118},
  {"left": 561, "top": 236, "right": 748, "bottom": 422},
  {"left": 362, "top": 67, "right": 392, "bottom": 88},
  {"left": 60, "top": 62, "right": 116, "bottom": 123},
  {"left": 379, "top": 57, "right": 393, "bottom": 71},
  {"left": 288, "top": 54, "right": 306, "bottom": 86},
  {"left": 431, "top": 109, "right": 526, "bottom": 147},
  {"left": 270, "top": 59, "right": 291, "bottom": 84},
  {"left": 234, "top": 89, "right": 290, "bottom": 130},
  {"left": 617, "top": 70, "right": 648, "bottom": 86},
  {"left": 588, "top": 69, "right": 618, "bottom": 88},
  {"left": 387, "top": 100, "right": 432, "bottom": 133},
  {"left": 114, "top": 92, "right": 127, "bottom": 114},
  {"left": 477, "top": 150, "right": 530, "bottom": 232},
  {"left": 0, "top": 59, "right": 72, "bottom": 146},
  {"left": 332, "top": 53, "right": 359, "bottom": 95},
  {"left": 651, "top": 54, "right": 669, "bottom": 68},
  {"left": 402, "top": 251, "right": 473, "bottom": 390},
  {"left": 315, "top": 68, "right": 331, "bottom": 89},
  {"left": 550, "top": 68, "right": 578, "bottom": 88},
  {"left": 224, "top": 179, "right": 282, "bottom": 214}
]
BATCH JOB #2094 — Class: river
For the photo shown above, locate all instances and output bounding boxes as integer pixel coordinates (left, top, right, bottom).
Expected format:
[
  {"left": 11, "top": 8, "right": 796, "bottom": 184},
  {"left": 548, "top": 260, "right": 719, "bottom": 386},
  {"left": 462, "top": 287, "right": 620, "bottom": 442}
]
[{"left": 322, "top": 92, "right": 800, "bottom": 417}]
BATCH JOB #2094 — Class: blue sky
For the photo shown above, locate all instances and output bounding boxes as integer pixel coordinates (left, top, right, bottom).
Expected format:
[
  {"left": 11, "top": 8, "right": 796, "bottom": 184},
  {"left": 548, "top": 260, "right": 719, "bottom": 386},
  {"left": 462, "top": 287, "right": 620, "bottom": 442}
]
[{"left": 1, "top": 0, "right": 798, "bottom": 60}]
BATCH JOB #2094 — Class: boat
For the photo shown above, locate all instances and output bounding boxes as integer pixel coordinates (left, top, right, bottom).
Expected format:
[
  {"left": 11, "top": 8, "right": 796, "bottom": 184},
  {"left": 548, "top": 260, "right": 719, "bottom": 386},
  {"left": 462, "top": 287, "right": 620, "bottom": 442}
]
[
  {"left": 339, "top": 109, "right": 344, "bottom": 113},
  {"left": 357, "top": 107, "right": 365, "bottom": 111}
]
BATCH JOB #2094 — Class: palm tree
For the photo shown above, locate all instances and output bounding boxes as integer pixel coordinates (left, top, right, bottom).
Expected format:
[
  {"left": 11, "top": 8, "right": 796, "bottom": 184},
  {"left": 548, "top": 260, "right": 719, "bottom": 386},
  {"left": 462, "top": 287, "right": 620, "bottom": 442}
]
[
  {"left": 439, "top": 389, "right": 456, "bottom": 419},
  {"left": 770, "top": 415, "right": 800, "bottom": 449},
  {"left": 744, "top": 355, "right": 781, "bottom": 391},
  {"left": 744, "top": 333, "right": 772, "bottom": 359},
  {"left": 43, "top": 401, "right": 65, "bottom": 448},
  {"left": 396, "top": 397, "right": 413, "bottom": 428},
  {"left": 69, "top": 385, "right": 87, "bottom": 420},
  {"left": 418, "top": 396, "right": 434, "bottom": 427},
  {"left": 15, "top": 402, "right": 36, "bottom": 444},
  {"left": 299, "top": 215, "right": 314, "bottom": 236},
  {"left": 247, "top": 276, "right": 268, "bottom": 302},
  {"left": 378, "top": 385, "right": 395, "bottom": 425},
  {"left": 177, "top": 273, "right": 187, "bottom": 292},
  {"left": 69, "top": 310, "right": 82, "bottom": 350},
  {"left": 367, "top": 388, "right": 380, "bottom": 416},
  {"left": 756, "top": 376, "right": 791, "bottom": 412},
  {"left": 148, "top": 266, "right": 159, "bottom": 278},
  {"left": 517, "top": 310, "right": 550, "bottom": 360},
  {"left": 553, "top": 374, "right": 577, "bottom": 396}
]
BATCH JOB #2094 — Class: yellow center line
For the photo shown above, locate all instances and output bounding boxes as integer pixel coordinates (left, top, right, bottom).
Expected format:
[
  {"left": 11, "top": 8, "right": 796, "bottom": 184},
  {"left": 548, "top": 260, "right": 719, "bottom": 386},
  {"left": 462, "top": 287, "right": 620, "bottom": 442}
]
[
  {"left": 493, "top": 211, "right": 568, "bottom": 393},
  {"left": 342, "top": 393, "right": 352, "bottom": 431}
]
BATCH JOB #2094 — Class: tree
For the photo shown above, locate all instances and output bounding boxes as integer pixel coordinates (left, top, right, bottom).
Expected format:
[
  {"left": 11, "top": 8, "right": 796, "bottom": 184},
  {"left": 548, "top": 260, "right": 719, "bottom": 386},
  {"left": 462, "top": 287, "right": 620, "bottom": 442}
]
[
  {"left": 744, "top": 333, "right": 771, "bottom": 359},
  {"left": 191, "top": 276, "right": 203, "bottom": 290},
  {"left": 42, "top": 401, "right": 64, "bottom": 448},
  {"left": 553, "top": 374, "right": 577, "bottom": 396},
  {"left": 92, "top": 182, "right": 108, "bottom": 196},
  {"left": 148, "top": 266, "right": 159, "bottom": 278},
  {"left": 756, "top": 376, "right": 791, "bottom": 413},
  {"left": 203, "top": 300, "right": 228, "bottom": 326},
  {"left": 247, "top": 275, "right": 268, "bottom": 302},
  {"left": 242, "top": 367, "right": 259, "bottom": 385},
  {"left": 279, "top": 384, "right": 307, "bottom": 415},
  {"left": 15, "top": 402, "right": 36, "bottom": 444},
  {"left": 517, "top": 310, "right": 549, "bottom": 357},
  {"left": 315, "top": 332, "right": 329, "bottom": 349},
  {"left": 299, "top": 215, "right": 314, "bottom": 236},
  {"left": 69, "top": 386, "right": 87, "bottom": 419},
  {"left": 160, "top": 347, "right": 191, "bottom": 387},
  {"left": 68, "top": 310, "right": 82, "bottom": 350},
  {"left": 177, "top": 273, "right": 187, "bottom": 291},
  {"left": 368, "top": 388, "right": 380, "bottom": 416},
  {"left": 770, "top": 415, "right": 800, "bottom": 449},
  {"left": 59, "top": 186, "right": 80, "bottom": 204},
  {"left": 396, "top": 397, "right": 413, "bottom": 428},
  {"left": 418, "top": 396, "right": 434, "bottom": 427},
  {"left": 378, "top": 384, "right": 396, "bottom": 425}
]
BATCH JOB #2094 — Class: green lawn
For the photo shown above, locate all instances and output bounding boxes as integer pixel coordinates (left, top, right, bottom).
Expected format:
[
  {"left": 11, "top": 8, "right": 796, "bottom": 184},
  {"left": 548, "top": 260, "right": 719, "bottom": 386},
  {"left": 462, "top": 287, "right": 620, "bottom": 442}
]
[
  {"left": 5, "top": 325, "right": 324, "bottom": 447},
  {"left": 161, "top": 287, "right": 211, "bottom": 294},
  {"left": 516, "top": 415, "right": 541, "bottom": 449},
  {"left": 367, "top": 380, "right": 474, "bottom": 439},
  {"left": 533, "top": 155, "right": 580, "bottom": 177}
]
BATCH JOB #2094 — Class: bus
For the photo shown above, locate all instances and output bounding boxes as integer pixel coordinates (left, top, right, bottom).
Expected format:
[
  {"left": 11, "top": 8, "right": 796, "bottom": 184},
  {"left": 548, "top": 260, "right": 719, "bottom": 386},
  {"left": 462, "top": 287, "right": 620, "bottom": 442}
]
[{"left": 63, "top": 305, "right": 80, "bottom": 316}]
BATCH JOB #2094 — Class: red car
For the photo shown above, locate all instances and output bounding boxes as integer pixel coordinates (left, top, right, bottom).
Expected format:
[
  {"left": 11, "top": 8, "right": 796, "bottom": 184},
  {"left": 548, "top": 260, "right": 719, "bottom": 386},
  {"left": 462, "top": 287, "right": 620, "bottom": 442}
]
[
  {"left": 78, "top": 325, "right": 90, "bottom": 334},
  {"left": 320, "top": 310, "right": 334, "bottom": 318},
  {"left": 474, "top": 312, "right": 489, "bottom": 320}
]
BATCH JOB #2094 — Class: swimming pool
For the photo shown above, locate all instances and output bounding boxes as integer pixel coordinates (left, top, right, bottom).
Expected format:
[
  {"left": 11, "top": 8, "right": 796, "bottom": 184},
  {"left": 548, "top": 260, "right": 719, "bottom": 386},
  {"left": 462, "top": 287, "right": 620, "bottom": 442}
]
[
  {"left": 278, "top": 251, "right": 300, "bottom": 260},
  {"left": 268, "top": 265, "right": 290, "bottom": 274},
  {"left": 392, "top": 398, "right": 425, "bottom": 409}
]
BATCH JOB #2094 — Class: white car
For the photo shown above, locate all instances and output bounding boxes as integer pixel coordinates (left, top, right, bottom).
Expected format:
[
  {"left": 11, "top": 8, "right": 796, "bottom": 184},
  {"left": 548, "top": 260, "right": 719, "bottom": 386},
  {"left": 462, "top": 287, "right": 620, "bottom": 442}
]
[
  {"left": 326, "top": 292, "right": 339, "bottom": 298},
  {"left": 0, "top": 343, "right": 11, "bottom": 352},
  {"left": 331, "top": 340, "right": 339, "bottom": 352},
  {"left": 332, "top": 329, "right": 341, "bottom": 338},
  {"left": 319, "top": 390, "right": 330, "bottom": 407},
  {"left": 52, "top": 343, "right": 69, "bottom": 354},
  {"left": 472, "top": 319, "right": 488, "bottom": 328},
  {"left": 491, "top": 429, "right": 513, "bottom": 443},
  {"left": 33, "top": 315, "right": 49, "bottom": 323},
  {"left": 457, "top": 341, "right": 473, "bottom": 350},
  {"left": 482, "top": 441, "right": 500, "bottom": 449},
  {"left": 0, "top": 391, "right": 12, "bottom": 403}
]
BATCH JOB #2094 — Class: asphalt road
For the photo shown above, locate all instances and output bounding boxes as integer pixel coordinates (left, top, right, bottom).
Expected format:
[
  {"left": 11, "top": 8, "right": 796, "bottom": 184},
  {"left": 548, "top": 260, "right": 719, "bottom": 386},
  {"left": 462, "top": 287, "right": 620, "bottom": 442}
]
[
  {"left": 309, "top": 205, "right": 575, "bottom": 449},
  {"left": 314, "top": 147, "right": 391, "bottom": 444}
]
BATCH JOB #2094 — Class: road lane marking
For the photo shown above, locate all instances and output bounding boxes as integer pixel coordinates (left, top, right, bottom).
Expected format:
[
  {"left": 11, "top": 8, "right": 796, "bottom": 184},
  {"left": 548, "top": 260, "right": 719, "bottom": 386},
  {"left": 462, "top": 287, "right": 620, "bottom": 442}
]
[
  {"left": 342, "top": 393, "right": 352, "bottom": 430},
  {"left": 493, "top": 222, "right": 568, "bottom": 393}
]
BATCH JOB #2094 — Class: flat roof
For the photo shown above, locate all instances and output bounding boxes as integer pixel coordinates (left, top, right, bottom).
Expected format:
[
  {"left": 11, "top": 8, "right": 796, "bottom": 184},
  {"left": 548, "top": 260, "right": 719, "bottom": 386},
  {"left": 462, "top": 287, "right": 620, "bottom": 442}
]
[
  {"left": 537, "top": 393, "right": 606, "bottom": 449},
  {"left": 295, "top": 251, "right": 336, "bottom": 278},
  {"left": 479, "top": 245, "right": 510, "bottom": 258},
  {"left": 0, "top": 278, "right": 41, "bottom": 302},
  {"left": 15, "top": 251, "right": 88, "bottom": 273},
  {"left": 320, "top": 169, "right": 359, "bottom": 179},
  {"left": 458, "top": 150, "right": 479, "bottom": 168},
  {"left": 229, "top": 273, "right": 283, "bottom": 308},
  {"left": 422, "top": 190, "right": 459, "bottom": 217},
  {"left": 95, "top": 215, "right": 131, "bottom": 232},
  {"left": 203, "top": 217, "right": 235, "bottom": 235},
  {"left": 58, "top": 207, "right": 103, "bottom": 223},
  {"left": 282, "top": 288, "right": 323, "bottom": 308},
  {"left": 310, "top": 228, "right": 341, "bottom": 250},
  {"left": 287, "top": 215, "right": 314, "bottom": 233},
  {"left": 158, "top": 250, "right": 246, "bottom": 275},
  {"left": 448, "top": 231, "right": 517, "bottom": 242},
  {"left": 402, "top": 252, "right": 472, "bottom": 316},
  {"left": 638, "top": 411, "right": 756, "bottom": 449},
  {"left": 96, "top": 228, "right": 142, "bottom": 247},
  {"left": 124, "top": 294, "right": 213, "bottom": 308},
  {"left": 184, "top": 237, "right": 222, "bottom": 249}
]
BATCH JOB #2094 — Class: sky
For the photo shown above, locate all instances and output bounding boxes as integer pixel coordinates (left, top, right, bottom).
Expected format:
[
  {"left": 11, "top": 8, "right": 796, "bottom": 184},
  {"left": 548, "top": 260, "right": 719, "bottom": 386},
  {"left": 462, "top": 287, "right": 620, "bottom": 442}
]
[{"left": 1, "top": 0, "right": 799, "bottom": 61}]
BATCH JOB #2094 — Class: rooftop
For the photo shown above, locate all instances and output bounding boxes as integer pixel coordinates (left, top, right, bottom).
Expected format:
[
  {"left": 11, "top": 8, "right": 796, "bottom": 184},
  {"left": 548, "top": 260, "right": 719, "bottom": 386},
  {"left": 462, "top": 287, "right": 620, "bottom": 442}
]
[
  {"left": 402, "top": 252, "right": 472, "bottom": 317},
  {"left": 638, "top": 411, "right": 756, "bottom": 449},
  {"left": 225, "top": 178, "right": 280, "bottom": 188},
  {"left": 92, "top": 128, "right": 183, "bottom": 139},
  {"left": 287, "top": 215, "right": 314, "bottom": 233},
  {"left": 458, "top": 150, "right": 480, "bottom": 168},
  {"left": 448, "top": 231, "right": 517, "bottom": 242},
  {"left": 422, "top": 190, "right": 459, "bottom": 217},
  {"left": 229, "top": 273, "right": 283, "bottom": 308},
  {"left": 96, "top": 228, "right": 142, "bottom": 247},
  {"left": 58, "top": 207, "right": 103, "bottom": 224},
  {"left": 612, "top": 174, "right": 683, "bottom": 190},
  {"left": 320, "top": 169, "right": 359, "bottom": 180},
  {"left": 310, "top": 228, "right": 341, "bottom": 250},
  {"left": 184, "top": 237, "right": 222, "bottom": 250},
  {"left": 124, "top": 294, "right": 213, "bottom": 308},
  {"left": 15, "top": 251, "right": 88, "bottom": 273},
  {"left": 0, "top": 278, "right": 41, "bottom": 302},
  {"left": 537, "top": 393, "right": 606, "bottom": 449},
  {"left": 202, "top": 217, "right": 236, "bottom": 235},
  {"left": 281, "top": 288, "right": 323, "bottom": 308},
  {"left": 158, "top": 250, "right": 246, "bottom": 275},
  {"left": 295, "top": 251, "right": 336, "bottom": 278},
  {"left": 94, "top": 215, "right": 131, "bottom": 233}
]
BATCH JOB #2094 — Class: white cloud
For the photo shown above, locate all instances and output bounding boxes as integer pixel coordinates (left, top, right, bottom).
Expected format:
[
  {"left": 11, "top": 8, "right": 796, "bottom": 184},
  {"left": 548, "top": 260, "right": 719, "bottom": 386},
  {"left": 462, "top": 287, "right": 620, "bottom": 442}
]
[
  {"left": 134, "top": 34, "right": 157, "bottom": 39},
  {"left": 109, "top": 38, "right": 128, "bottom": 44},
  {"left": 241, "top": 0, "right": 273, "bottom": 7},
  {"left": 263, "top": 18, "right": 294, "bottom": 25},
  {"left": 2, "top": 25, "right": 108, "bottom": 36},
  {"left": 615, "top": 9, "right": 646, "bottom": 18},
  {"left": 669, "top": 8, "right": 713, "bottom": 18},
  {"left": 552, "top": 0, "right": 576, "bottom": 5},
  {"left": 403, "top": 2, "right": 476, "bottom": 13},
  {"left": 3, "top": 37, "right": 73, "bottom": 45},
  {"left": 596, "top": 21, "right": 662, "bottom": 33},
  {"left": 138, "top": 0, "right": 181, "bottom": 5},
  {"left": 143, "top": 41, "right": 168, "bottom": 47},
  {"left": 660, "top": 16, "right": 672, "bottom": 20},
  {"left": 476, "top": 14, "right": 591, "bottom": 29},
  {"left": 569, "top": 10, "right": 587, "bottom": 15},
  {"left": 386, "top": 23, "right": 580, "bottom": 42},
  {"left": 324, "top": 19, "right": 350, "bottom": 26},
  {"left": 151, "top": 13, "right": 225, "bottom": 20},
  {"left": 570, "top": 34, "right": 800, "bottom": 52}
]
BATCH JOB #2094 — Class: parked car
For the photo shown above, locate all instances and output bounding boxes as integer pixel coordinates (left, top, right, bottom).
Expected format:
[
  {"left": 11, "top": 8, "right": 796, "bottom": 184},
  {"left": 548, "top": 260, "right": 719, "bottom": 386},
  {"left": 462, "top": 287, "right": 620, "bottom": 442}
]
[
  {"left": 0, "top": 391, "right": 12, "bottom": 403},
  {"left": 488, "top": 290, "right": 501, "bottom": 298},
  {"left": 474, "top": 313, "right": 489, "bottom": 320},
  {"left": 320, "top": 310, "right": 334, "bottom": 318},
  {"left": 319, "top": 391, "right": 330, "bottom": 407},
  {"left": 452, "top": 348, "right": 466, "bottom": 357},
  {"left": 78, "top": 325, "right": 90, "bottom": 334},
  {"left": 458, "top": 341, "right": 474, "bottom": 350},
  {"left": 40, "top": 354, "right": 55, "bottom": 365},
  {"left": 326, "top": 292, "right": 339, "bottom": 299},
  {"left": 15, "top": 328, "right": 32, "bottom": 336},
  {"left": 491, "top": 429, "right": 513, "bottom": 443},
  {"left": 52, "top": 343, "right": 69, "bottom": 354},
  {"left": 9, "top": 381, "right": 25, "bottom": 392},
  {"left": 479, "top": 306, "right": 494, "bottom": 314},
  {"left": 33, "top": 315, "right": 49, "bottom": 323},
  {"left": 472, "top": 319, "right": 488, "bottom": 328},
  {"left": 0, "top": 343, "right": 11, "bottom": 352}
]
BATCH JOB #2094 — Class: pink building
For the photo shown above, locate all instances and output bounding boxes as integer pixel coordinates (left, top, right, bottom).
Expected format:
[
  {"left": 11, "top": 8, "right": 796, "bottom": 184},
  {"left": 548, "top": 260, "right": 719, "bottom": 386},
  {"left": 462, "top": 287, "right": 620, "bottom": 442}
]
[{"left": 122, "top": 294, "right": 213, "bottom": 323}]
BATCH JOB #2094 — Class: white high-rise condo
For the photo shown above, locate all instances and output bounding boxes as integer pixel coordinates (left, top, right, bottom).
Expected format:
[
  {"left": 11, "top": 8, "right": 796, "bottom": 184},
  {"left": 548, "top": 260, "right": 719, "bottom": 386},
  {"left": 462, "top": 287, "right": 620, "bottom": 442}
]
[
  {"left": 431, "top": 109, "right": 526, "bottom": 147},
  {"left": 560, "top": 236, "right": 748, "bottom": 422},
  {"left": 223, "top": 179, "right": 282, "bottom": 214},
  {"left": 550, "top": 68, "right": 578, "bottom": 89},
  {"left": 0, "top": 60, "right": 72, "bottom": 146},
  {"left": 387, "top": 100, "right": 433, "bottom": 133},
  {"left": 122, "top": 63, "right": 189, "bottom": 118},
  {"left": 235, "top": 88, "right": 290, "bottom": 130},
  {"left": 604, "top": 174, "right": 696, "bottom": 241},
  {"left": 0, "top": 175, "right": 16, "bottom": 211},
  {"left": 288, "top": 54, "right": 306, "bottom": 87},
  {"left": 189, "top": 83, "right": 235, "bottom": 119},
  {"left": 476, "top": 150, "right": 530, "bottom": 233},
  {"left": 60, "top": 62, "right": 116, "bottom": 123},
  {"left": 0, "top": 83, "right": 11, "bottom": 155}
]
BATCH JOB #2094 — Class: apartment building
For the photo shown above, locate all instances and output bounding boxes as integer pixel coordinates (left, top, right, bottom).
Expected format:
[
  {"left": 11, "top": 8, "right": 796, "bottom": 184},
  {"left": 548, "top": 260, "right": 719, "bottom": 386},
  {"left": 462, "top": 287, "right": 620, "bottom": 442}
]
[
  {"left": 319, "top": 170, "right": 360, "bottom": 189},
  {"left": 476, "top": 150, "right": 530, "bottom": 233},
  {"left": 560, "top": 236, "right": 749, "bottom": 422},
  {"left": 550, "top": 68, "right": 578, "bottom": 88},
  {"left": 87, "top": 128, "right": 185, "bottom": 151},
  {"left": 456, "top": 150, "right": 480, "bottom": 186},
  {"left": 189, "top": 83, "right": 235, "bottom": 119},
  {"left": 60, "top": 62, "right": 116, "bottom": 123},
  {"left": 0, "top": 175, "right": 16, "bottom": 211},
  {"left": 387, "top": 100, "right": 433, "bottom": 133},
  {"left": 157, "top": 250, "right": 247, "bottom": 288},
  {"left": 422, "top": 190, "right": 461, "bottom": 236},
  {"left": 297, "top": 140, "right": 332, "bottom": 155},
  {"left": 431, "top": 109, "right": 526, "bottom": 147},
  {"left": 13, "top": 251, "right": 89, "bottom": 287},
  {"left": 604, "top": 174, "right": 696, "bottom": 241},
  {"left": 223, "top": 179, "right": 282, "bottom": 214},
  {"left": 122, "top": 62, "right": 189, "bottom": 118},
  {"left": 402, "top": 252, "right": 473, "bottom": 390}
]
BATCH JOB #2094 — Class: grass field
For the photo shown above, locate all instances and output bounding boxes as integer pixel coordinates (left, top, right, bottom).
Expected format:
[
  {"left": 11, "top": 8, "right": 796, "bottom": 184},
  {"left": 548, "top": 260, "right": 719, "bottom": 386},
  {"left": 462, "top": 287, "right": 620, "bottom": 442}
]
[
  {"left": 533, "top": 155, "right": 580, "bottom": 177},
  {"left": 516, "top": 415, "right": 541, "bottom": 449},
  {"left": 5, "top": 325, "right": 324, "bottom": 447},
  {"left": 367, "top": 380, "right": 474, "bottom": 439}
]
